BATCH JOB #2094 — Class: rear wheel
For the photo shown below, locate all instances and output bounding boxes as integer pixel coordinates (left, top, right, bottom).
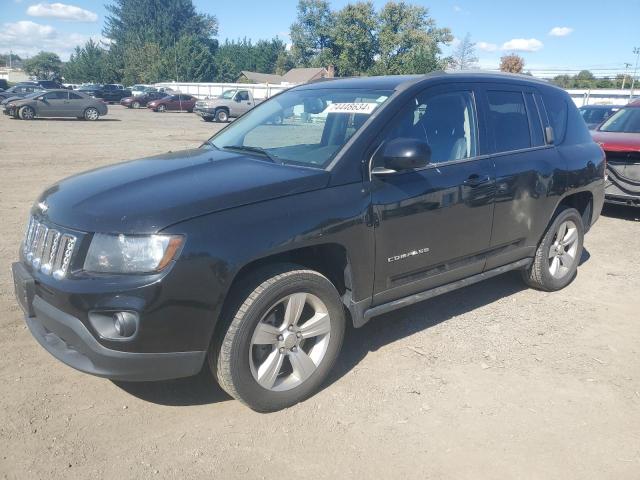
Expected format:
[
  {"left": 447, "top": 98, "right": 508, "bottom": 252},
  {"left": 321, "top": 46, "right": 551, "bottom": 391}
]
[
  {"left": 157, "top": 104, "right": 166, "bottom": 112},
  {"left": 210, "top": 265, "right": 345, "bottom": 412},
  {"left": 215, "top": 109, "right": 229, "bottom": 122},
  {"left": 521, "top": 207, "right": 584, "bottom": 291},
  {"left": 84, "top": 107, "right": 99, "bottom": 121},
  {"left": 132, "top": 101, "right": 140, "bottom": 109},
  {"left": 19, "top": 106, "right": 35, "bottom": 120}
]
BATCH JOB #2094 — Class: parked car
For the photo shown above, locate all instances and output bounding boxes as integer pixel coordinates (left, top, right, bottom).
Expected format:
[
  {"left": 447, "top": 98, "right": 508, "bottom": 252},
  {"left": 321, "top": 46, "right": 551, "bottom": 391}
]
[
  {"left": 591, "top": 100, "right": 640, "bottom": 207},
  {"left": 194, "top": 89, "right": 261, "bottom": 122},
  {"left": 130, "top": 84, "right": 154, "bottom": 97},
  {"left": 3, "top": 89, "right": 108, "bottom": 120},
  {"left": 12, "top": 73, "right": 604, "bottom": 412},
  {"left": 35, "top": 80, "right": 64, "bottom": 89},
  {"left": 147, "top": 94, "right": 196, "bottom": 112},
  {"left": 120, "top": 91, "right": 168, "bottom": 108},
  {"left": 578, "top": 104, "right": 623, "bottom": 130},
  {"left": 76, "top": 84, "right": 103, "bottom": 97},
  {"left": 0, "top": 83, "right": 45, "bottom": 101},
  {"left": 85, "top": 84, "right": 132, "bottom": 103}
]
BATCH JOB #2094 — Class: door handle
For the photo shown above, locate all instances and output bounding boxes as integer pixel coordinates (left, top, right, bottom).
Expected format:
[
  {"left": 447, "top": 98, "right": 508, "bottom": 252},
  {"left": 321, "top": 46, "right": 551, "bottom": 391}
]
[{"left": 463, "top": 174, "right": 492, "bottom": 187}]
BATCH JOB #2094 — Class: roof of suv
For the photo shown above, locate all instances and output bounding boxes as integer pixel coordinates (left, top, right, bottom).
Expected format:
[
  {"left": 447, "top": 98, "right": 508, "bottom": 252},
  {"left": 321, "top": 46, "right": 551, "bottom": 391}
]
[{"left": 298, "top": 71, "right": 553, "bottom": 91}]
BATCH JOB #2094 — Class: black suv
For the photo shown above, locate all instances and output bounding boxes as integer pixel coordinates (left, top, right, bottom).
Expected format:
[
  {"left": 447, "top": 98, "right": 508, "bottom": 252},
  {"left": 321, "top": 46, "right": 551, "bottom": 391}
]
[{"left": 12, "top": 73, "right": 605, "bottom": 411}]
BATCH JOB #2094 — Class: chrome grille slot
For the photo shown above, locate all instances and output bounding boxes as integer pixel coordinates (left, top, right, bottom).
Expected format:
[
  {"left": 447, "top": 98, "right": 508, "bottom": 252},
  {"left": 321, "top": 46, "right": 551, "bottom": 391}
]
[{"left": 22, "top": 216, "right": 77, "bottom": 279}]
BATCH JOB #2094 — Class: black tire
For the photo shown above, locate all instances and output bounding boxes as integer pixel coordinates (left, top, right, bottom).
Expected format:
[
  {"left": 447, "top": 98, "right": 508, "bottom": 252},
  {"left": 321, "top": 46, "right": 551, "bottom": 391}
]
[
  {"left": 521, "top": 207, "right": 584, "bottom": 291},
  {"left": 209, "top": 264, "right": 345, "bottom": 412},
  {"left": 215, "top": 109, "right": 229, "bottom": 122},
  {"left": 157, "top": 104, "right": 166, "bottom": 112},
  {"left": 19, "top": 106, "right": 35, "bottom": 120},
  {"left": 202, "top": 116, "right": 214, "bottom": 122},
  {"left": 132, "top": 101, "right": 140, "bottom": 109}
]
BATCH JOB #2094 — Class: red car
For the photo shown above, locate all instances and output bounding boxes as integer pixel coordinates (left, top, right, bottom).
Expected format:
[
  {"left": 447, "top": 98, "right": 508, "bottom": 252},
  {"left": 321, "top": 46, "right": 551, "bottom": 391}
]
[
  {"left": 147, "top": 94, "right": 196, "bottom": 112},
  {"left": 591, "top": 99, "right": 640, "bottom": 207}
]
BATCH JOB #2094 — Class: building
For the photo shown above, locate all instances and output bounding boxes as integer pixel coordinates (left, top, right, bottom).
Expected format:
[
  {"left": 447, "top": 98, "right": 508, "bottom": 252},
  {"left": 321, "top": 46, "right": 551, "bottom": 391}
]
[
  {"left": 236, "top": 67, "right": 330, "bottom": 85},
  {"left": 0, "top": 68, "right": 30, "bottom": 84}
]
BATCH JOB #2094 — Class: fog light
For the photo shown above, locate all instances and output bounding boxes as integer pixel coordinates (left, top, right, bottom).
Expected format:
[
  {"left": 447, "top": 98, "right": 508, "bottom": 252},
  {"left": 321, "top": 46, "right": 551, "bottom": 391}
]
[{"left": 113, "top": 312, "right": 137, "bottom": 338}]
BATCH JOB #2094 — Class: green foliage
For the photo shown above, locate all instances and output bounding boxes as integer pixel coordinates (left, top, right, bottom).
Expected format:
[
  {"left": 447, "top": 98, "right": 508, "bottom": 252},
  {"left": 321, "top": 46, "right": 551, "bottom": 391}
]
[
  {"left": 0, "top": 53, "right": 22, "bottom": 68},
  {"left": 23, "top": 51, "right": 62, "bottom": 80},
  {"left": 551, "top": 72, "right": 632, "bottom": 89},
  {"left": 333, "top": 2, "right": 378, "bottom": 76},
  {"left": 172, "top": 34, "right": 216, "bottom": 82},
  {"left": 214, "top": 38, "right": 286, "bottom": 81},
  {"left": 289, "top": 0, "right": 452, "bottom": 76},
  {"left": 62, "top": 39, "right": 107, "bottom": 83},
  {"left": 289, "top": 0, "right": 336, "bottom": 67}
]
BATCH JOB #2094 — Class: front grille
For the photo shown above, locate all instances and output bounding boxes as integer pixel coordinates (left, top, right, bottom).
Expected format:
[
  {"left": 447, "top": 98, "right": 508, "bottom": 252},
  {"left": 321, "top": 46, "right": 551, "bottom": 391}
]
[{"left": 23, "top": 217, "right": 77, "bottom": 280}]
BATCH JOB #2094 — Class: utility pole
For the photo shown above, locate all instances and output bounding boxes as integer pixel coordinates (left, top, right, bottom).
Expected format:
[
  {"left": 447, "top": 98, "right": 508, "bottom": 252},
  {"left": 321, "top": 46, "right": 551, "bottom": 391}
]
[
  {"left": 621, "top": 62, "right": 631, "bottom": 89},
  {"left": 630, "top": 47, "right": 640, "bottom": 100}
]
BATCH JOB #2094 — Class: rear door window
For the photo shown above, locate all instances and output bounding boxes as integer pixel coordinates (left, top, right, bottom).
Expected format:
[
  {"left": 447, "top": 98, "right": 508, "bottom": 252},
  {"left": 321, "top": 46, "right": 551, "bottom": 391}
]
[
  {"left": 541, "top": 89, "right": 568, "bottom": 143},
  {"left": 44, "top": 91, "right": 68, "bottom": 100},
  {"left": 486, "top": 91, "right": 531, "bottom": 152}
]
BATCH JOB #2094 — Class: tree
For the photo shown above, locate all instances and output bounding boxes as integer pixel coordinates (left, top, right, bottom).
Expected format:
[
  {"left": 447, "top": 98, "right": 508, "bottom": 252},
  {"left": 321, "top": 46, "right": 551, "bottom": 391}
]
[
  {"left": 23, "top": 51, "right": 62, "bottom": 80},
  {"left": 62, "top": 39, "right": 107, "bottom": 83},
  {"left": 332, "top": 2, "right": 378, "bottom": 76},
  {"left": 450, "top": 33, "right": 477, "bottom": 70},
  {"left": 373, "top": 1, "right": 452, "bottom": 75},
  {"left": 172, "top": 35, "right": 217, "bottom": 82},
  {"left": 0, "top": 53, "right": 22, "bottom": 68},
  {"left": 215, "top": 56, "right": 239, "bottom": 82},
  {"left": 275, "top": 51, "right": 295, "bottom": 76},
  {"left": 499, "top": 53, "right": 524, "bottom": 73},
  {"left": 253, "top": 38, "right": 287, "bottom": 73},
  {"left": 289, "top": 0, "right": 336, "bottom": 67},
  {"left": 122, "top": 42, "right": 166, "bottom": 85}
]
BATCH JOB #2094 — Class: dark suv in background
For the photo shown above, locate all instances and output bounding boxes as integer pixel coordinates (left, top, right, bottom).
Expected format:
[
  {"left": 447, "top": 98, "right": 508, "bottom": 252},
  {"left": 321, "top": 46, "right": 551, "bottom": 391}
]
[{"left": 12, "top": 72, "right": 604, "bottom": 412}]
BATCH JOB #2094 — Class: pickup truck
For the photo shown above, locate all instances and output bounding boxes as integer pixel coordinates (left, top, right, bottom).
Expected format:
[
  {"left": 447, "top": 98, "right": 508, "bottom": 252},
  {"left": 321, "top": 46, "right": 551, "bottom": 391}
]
[
  {"left": 12, "top": 72, "right": 605, "bottom": 412},
  {"left": 194, "top": 89, "right": 262, "bottom": 122}
]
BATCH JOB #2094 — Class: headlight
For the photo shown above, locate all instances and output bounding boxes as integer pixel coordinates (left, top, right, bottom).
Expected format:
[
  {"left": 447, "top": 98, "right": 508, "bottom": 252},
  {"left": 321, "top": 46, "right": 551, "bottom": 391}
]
[{"left": 84, "top": 234, "right": 184, "bottom": 274}]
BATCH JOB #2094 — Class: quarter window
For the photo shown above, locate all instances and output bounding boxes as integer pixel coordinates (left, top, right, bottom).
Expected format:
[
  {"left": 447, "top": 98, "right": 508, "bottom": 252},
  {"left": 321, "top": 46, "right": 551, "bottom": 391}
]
[
  {"left": 487, "top": 91, "right": 531, "bottom": 153},
  {"left": 383, "top": 90, "right": 478, "bottom": 164}
]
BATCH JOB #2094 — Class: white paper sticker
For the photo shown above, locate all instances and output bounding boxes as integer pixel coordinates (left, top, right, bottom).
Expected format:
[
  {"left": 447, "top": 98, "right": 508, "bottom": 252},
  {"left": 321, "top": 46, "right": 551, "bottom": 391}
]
[{"left": 324, "top": 102, "right": 378, "bottom": 114}]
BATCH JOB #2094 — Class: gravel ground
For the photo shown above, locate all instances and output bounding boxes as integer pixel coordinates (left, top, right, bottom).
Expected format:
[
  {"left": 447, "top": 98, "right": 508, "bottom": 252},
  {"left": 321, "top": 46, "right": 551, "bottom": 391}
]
[{"left": 0, "top": 106, "right": 639, "bottom": 480}]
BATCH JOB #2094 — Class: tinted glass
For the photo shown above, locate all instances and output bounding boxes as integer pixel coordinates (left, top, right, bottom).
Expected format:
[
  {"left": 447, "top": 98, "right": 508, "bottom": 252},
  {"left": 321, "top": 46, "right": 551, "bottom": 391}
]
[
  {"left": 237, "top": 91, "right": 249, "bottom": 101},
  {"left": 487, "top": 91, "right": 531, "bottom": 152},
  {"left": 542, "top": 89, "right": 568, "bottom": 143},
  {"left": 525, "top": 93, "right": 545, "bottom": 147},
  {"left": 599, "top": 108, "right": 640, "bottom": 133},
  {"left": 383, "top": 90, "right": 478, "bottom": 164},
  {"left": 44, "top": 91, "right": 68, "bottom": 100},
  {"left": 69, "top": 92, "right": 82, "bottom": 100},
  {"left": 207, "top": 88, "right": 392, "bottom": 168}
]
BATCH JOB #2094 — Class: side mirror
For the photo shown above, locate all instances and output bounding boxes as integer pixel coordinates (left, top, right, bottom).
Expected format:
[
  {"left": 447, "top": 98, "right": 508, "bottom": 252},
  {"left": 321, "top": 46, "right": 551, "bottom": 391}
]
[{"left": 375, "top": 138, "right": 431, "bottom": 173}]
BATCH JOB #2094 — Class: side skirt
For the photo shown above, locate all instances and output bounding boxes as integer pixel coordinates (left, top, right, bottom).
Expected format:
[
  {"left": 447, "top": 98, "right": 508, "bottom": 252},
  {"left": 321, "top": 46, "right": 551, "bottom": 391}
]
[{"left": 348, "top": 258, "right": 532, "bottom": 328}]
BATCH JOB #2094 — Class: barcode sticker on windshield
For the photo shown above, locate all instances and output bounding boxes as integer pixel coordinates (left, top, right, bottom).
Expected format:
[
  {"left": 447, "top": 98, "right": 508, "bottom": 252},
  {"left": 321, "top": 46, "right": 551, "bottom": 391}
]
[{"left": 325, "top": 103, "right": 378, "bottom": 114}]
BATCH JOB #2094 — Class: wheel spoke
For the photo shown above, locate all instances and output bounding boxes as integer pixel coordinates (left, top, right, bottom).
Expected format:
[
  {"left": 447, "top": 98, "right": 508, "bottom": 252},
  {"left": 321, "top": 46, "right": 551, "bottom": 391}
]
[
  {"left": 549, "top": 256, "right": 560, "bottom": 276},
  {"left": 252, "top": 323, "right": 280, "bottom": 345},
  {"left": 289, "top": 348, "right": 317, "bottom": 382},
  {"left": 256, "top": 349, "right": 284, "bottom": 389},
  {"left": 557, "top": 222, "right": 567, "bottom": 241},
  {"left": 562, "top": 227, "right": 577, "bottom": 247},
  {"left": 284, "top": 293, "right": 306, "bottom": 326},
  {"left": 299, "top": 312, "right": 330, "bottom": 339},
  {"left": 548, "top": 245, "right": 557, "bottom": 259}
]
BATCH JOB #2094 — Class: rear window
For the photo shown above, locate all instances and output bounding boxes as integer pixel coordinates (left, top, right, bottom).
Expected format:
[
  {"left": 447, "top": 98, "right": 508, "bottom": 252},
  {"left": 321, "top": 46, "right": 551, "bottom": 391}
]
[
  {"left": 487, "top": 90, "right": 531, "bottom": 152},
  {"left": 542, "top": 89, "right": 568, "bottom": 143}
]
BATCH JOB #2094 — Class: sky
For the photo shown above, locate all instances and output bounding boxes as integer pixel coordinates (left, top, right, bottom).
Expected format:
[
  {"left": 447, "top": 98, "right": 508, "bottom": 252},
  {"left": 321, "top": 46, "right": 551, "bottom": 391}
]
[{"left": 1, "top": 0, "right": 638, "bottom": 77}]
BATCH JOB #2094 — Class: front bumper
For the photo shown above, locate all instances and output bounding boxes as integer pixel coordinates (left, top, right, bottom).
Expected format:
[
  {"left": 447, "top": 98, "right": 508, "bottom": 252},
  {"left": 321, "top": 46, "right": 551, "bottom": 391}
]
[
  {"left": 25, "top": 294, "right": 206, "bottom": 381},
  {"left": 194, "top": 107, "right": 215, "bottom": 117}
]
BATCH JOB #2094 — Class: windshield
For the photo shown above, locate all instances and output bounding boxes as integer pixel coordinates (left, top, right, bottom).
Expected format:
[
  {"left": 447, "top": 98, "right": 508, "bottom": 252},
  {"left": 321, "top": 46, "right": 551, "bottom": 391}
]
[
  {"left": 220, "top": 90, "right": 236, "bottom": 99},
  {"left": 580, "top": 107, "right": 615, "bottom": 124},
  {"left": 599, "top": 108, "right": 640, "bottom": 133},
  {"left": 205, "top": 87, "right": 392, "bottom": 168}
]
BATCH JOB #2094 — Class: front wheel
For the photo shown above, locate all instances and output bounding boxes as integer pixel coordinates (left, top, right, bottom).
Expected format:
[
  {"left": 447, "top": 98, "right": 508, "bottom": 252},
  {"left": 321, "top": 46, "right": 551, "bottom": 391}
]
[
  {"left": 157, "top": 104, "right": 166, "bottom": 112},
  {"left": 210, "top": 265, "right": 345, "bottom": 412},
  {"left": 19, "top": 106, "right": 35, "bottom": 120},
  {"left": 521, "top": 207, "right": 584, "bottom": 291},
  {"left": 84, "top": 107, "right": 99, "bottom": 121},
  {"left": 132, "top": 101, "right": 140, "bottom": 109},
  {"left": 215, "top": 109, "right": 229, "bottom": 122}
]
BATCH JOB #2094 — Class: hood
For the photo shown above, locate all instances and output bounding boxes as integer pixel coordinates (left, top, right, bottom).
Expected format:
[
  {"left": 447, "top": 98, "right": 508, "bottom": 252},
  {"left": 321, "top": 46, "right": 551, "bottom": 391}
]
[
  {"left": 34, "top": 148, "right": 330, "bottom": 234},
  {"left": 120, "top": 96, "right": 133, "bottom": 102},
  {"left": 3, "top": 95, "right": 24, "bottom": 105},
  {"left": 591, "top": 131, "right": 640, "bottom": 152}
]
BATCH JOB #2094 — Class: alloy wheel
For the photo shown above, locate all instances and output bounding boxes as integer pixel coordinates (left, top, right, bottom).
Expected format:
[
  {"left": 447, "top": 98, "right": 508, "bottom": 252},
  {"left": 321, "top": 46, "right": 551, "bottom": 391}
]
[
  {"left": 249, "top": 292, "right": 331, "bottom": 392},
  {"left": 548, "top": 219, "right": 579, "bottom": 278}
]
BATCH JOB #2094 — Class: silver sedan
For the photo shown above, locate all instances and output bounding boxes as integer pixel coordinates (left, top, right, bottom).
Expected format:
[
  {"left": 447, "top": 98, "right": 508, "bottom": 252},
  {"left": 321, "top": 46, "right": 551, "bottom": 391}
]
[{"left": 4, "top": 89, "right": 108, "bottom": 121}]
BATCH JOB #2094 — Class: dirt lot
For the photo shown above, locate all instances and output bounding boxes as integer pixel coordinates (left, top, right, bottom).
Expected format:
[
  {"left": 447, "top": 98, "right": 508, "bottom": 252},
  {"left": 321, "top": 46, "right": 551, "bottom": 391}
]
[{"left": 1, "top": 106, "right": 639, "bottom": 479}]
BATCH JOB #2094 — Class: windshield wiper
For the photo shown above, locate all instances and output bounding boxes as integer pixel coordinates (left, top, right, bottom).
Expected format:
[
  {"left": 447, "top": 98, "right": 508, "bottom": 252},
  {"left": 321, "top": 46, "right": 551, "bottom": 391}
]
[{"left": 222, "top": 145, "right": 280, "bottom": 163}]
